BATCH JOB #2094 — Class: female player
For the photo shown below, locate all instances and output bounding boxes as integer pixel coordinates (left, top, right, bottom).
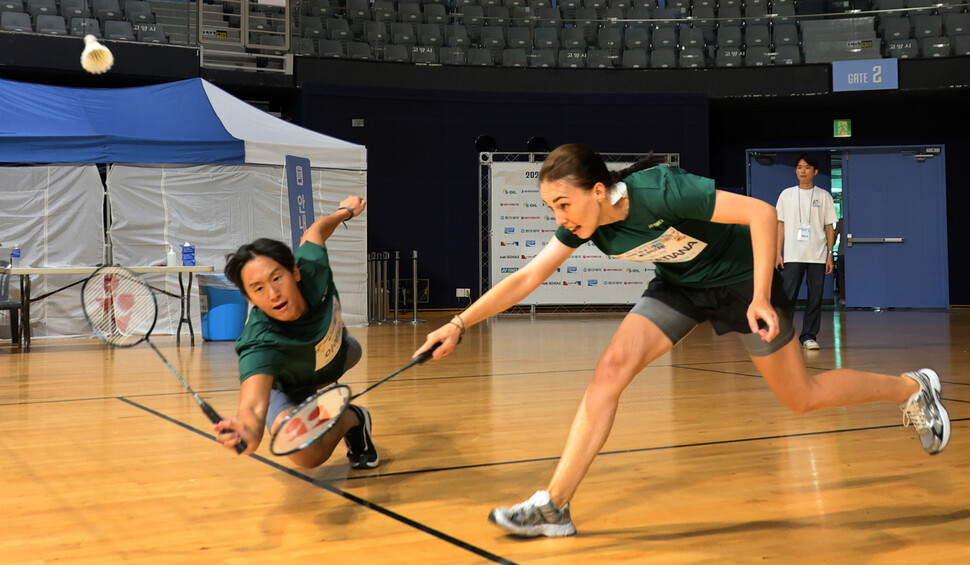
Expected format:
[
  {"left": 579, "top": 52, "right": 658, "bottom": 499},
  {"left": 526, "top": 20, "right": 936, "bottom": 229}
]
[
  {"left": 214, "top": 196, "right": 379, "bottom": 470},
  {"left": 413, "top": 144, "right": 949, "bottom": 537}
]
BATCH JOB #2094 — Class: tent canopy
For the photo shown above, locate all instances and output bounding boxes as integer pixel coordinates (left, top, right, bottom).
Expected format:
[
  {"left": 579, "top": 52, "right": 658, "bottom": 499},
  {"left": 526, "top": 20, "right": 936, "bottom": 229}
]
[{"left": 0, "top": 78, "right": 365, "bottom": 169}]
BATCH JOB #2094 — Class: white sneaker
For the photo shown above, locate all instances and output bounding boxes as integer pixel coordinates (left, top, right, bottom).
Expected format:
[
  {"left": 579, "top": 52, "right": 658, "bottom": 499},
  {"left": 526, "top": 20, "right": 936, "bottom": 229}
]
[
  {"left": 802, "top": 339, "right": 820, "bottom": 350},
  {"left": 900, "top": 368, "right": 950, "bottom": 455},
  {"left": 488, "top": 490, "right": 577, "bottom": 537}
]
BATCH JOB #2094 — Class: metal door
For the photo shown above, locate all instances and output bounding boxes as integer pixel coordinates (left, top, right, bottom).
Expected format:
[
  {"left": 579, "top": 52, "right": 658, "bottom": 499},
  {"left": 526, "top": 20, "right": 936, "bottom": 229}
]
[{"left": 841, "top": 147, "right": 948, "bottom": 308}]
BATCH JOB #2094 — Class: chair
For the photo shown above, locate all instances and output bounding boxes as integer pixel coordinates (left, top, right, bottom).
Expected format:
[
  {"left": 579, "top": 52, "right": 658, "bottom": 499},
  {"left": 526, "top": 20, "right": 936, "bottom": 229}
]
[
  {"left": 347, "top": 40, "right": 373, "bottom": 59},
  {"left": 561, "top": 26, "right": 585, "bottom": 50},
  {"left": 92, "top": 0, "right": 123, "bottom": 21},
  {"left": 467, "top": 46, "right": 494, "bottom": 65},
  {"left": 774, "top": 44, "right": 802, "bottom": 64},
  {"left": 911, "top": 14, "right": 942, "bottom": 39},
  {"left": 714, "top": 46, "right": 742, "bottom": 66},
  {"left": 649, "top": 46, "right": 677, "bottom": 67},
  {"left": 136, "top": 23, "right": 167, "bottom": 43},
  {"left": 397, "top": 1, "right": 421, "bottom": 24},
  {"left": 944, "top": 13, "right": 970, "bottom": 37},
  {"left": 624, "top": 26, "right": 649, "bottom": 49},
  {"left": 558, "top": 49, "right": 586, "bottom": 67},
  {"left": 0, "top": 260, "right": 20, "bottom": 345},
  {"left": 745, "top": 24, "right": 770, "bottom": 47},
  {"left": 745, "top": 45, "right": 771, "bottom": 66},
  {"left": 651, "top": 26, "right": 676, "bottom": 49},
  {"left": 416, "top": 22, "right": 443, "bottom": 46},
  {"left": 444, "top": 24, "right": 470, "bottom": 47},
  {"left": 716, "top": 24, "right": 742, "bottom": 48},
  {"left": 920, "top": 35, "right": 950, "bottom": 57},
  {"left": 104, "top": 19, "right": 134, "bottom": 40},
  {"left": 424, "top": 3, "right": 447, "bottom": 26},
  {"left": 534, "top": 26, "right": 559, "bottom": 49},
  {"left": 950, "top": 35, "right": 970, "bottom": 55},
  {"left": 439, "top": 45, "right": 467, "bottom": 64},
  {"left": 412, "top": 45, "right": 438, "bottom": 63},
  {"left": 60, "top": 0, "right": 89, "bottom": 18},
  {"left": 125, "top": 0, "right": 153, "bottom": 23},
  {"left": 319, "top": 39, "right": 345, "bottom": 57},
  {"left": 621, "top": 47, "right": 648, "bottom": 67},
  {"left": 507, "top": 26, "right": 530, "bottom": 48},
  {"left": 772, "top": 23, "right": 800, "bottom": 47},
  {"left": 1, "top": 9, "right": 30, "bottom": 31},
  {"left": 502, "top": 47, "right": 527, "bottom": 66},
  {"left": 678, "top": 46, "right": 705, "bottom": 67},
  {"left": 35, "top": 13, "right": 66, "bottom": 34},
  {"left": 679, "top": 26, "right": 703, "bottom": 49},
  {"left": 586, "top": 48, "right": 613, "bottom": 67},
  {"left": 70, "top": 17, "right": 100, "bottom": 37},
  {"left": 529, "top": 47, "right": 557, "bottom": 67}
]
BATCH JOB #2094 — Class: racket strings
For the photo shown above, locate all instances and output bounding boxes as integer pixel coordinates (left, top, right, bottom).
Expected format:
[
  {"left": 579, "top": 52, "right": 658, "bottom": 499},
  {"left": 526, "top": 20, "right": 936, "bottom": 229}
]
[{"left": 82, "top": 268, "right": 157, "bottom": 347}]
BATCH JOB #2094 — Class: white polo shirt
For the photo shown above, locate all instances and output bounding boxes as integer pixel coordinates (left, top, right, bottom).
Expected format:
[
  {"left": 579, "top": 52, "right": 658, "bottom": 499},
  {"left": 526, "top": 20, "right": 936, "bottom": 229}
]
[{"left": 776, "top": 186, "right": 838, "bottom": 264}]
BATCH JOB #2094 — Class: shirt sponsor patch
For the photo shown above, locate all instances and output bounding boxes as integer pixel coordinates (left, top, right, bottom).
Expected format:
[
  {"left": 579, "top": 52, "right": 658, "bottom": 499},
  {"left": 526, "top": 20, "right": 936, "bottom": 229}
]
[
  {"left": 611, "top": 227, "right": 707, "bottom": 263},
  {"left": 315, "top": 297, "right": 344, "bottom": 370}
]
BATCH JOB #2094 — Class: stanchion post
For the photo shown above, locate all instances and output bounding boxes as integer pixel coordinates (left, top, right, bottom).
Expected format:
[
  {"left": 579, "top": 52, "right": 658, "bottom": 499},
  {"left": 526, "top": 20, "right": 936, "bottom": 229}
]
[
  {"left": 410, "top": 250, "right": 425, "bottom": 324},
  {"left": 382, "top": 252, "right": 390, "bottom": 321},
  {"left": 393, "top": 250, "right": 400, "bottom": 322}
]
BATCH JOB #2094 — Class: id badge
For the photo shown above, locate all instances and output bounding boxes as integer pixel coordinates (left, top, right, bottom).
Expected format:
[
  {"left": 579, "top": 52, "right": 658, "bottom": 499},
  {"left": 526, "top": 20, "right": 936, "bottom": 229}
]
[{"left": 797, "top": 225, "right": 811, "bottom": 241}]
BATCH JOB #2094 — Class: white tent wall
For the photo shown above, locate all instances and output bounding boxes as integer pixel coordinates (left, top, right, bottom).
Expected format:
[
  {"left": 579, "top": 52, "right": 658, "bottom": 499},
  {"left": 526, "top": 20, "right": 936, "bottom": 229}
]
[
  {"left": 0, "top": 166, "right": 105, "bottom": 339},
  {"left": 106, "top": 164, "right": 367, "bottom": 337}
]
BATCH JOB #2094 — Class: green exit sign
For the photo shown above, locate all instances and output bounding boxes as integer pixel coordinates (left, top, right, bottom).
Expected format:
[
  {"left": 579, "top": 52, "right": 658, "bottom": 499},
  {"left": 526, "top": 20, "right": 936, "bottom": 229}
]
[{"left": 834, "top": 119, "right": 852, "bottom": 138}]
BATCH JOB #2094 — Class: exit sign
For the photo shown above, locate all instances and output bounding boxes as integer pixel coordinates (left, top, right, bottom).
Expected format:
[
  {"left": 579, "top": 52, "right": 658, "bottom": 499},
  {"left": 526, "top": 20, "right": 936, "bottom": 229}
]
[{"left": 834, "top": 119, "right": 852, "bottom": 138}]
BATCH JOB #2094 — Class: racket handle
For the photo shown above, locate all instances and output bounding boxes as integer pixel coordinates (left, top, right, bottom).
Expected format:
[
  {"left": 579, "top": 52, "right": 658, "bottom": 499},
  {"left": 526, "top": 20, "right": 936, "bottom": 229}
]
[
  {"left": 412, "top": 341, "right": 443, "bottom": 365},
  {"left": 200, "top": 399, "right": 248, "bottom": 455}
]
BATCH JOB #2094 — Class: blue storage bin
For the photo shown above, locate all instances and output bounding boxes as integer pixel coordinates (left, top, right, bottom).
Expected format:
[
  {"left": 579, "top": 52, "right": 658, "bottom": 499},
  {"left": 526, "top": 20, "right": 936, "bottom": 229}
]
[{"left": 197, "top": 274, "right": 248, "bottom": 341}]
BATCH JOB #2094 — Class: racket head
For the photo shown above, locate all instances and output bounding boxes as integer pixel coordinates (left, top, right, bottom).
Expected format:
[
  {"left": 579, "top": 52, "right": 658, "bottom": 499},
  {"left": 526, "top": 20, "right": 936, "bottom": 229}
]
[
  {"left": 269, "top": 384, "right": 352, "bottom": 456},
  {"left": 81, "top": 266, "right": 157, "bottom": 348}
]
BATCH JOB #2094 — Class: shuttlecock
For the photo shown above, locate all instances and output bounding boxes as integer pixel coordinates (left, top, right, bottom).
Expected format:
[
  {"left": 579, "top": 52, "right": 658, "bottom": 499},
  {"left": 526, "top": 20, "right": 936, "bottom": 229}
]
[{"left": 80, "top": 35, "right": 114, "bottom": 75}]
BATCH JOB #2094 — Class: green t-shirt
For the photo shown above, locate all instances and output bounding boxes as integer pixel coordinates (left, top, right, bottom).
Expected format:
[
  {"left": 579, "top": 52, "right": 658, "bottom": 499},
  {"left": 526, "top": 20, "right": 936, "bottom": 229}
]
[
  {"left": 235, "top": 241, "right": 348, "bottom": 391},
  {"left": 555, "top": 166, "right": 754, "bottom": 288}
]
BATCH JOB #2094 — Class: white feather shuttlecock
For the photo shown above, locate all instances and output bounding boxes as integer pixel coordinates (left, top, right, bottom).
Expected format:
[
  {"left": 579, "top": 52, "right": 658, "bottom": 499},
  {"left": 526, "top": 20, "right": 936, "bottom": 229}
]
[{"left": 80, "top": 35, "right": 114, "bottom": 75}]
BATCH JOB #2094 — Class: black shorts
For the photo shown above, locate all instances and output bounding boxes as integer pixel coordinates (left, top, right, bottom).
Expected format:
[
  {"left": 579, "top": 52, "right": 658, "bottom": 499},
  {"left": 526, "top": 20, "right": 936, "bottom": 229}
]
[{"left": 629, "top": 272, "right": 795, "bottom": 357}]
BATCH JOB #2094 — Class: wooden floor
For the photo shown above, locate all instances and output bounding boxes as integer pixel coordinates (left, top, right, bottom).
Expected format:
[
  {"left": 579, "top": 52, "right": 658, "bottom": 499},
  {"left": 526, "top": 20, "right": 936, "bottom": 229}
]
[{"left": 1, "top": 310, "right": 968, "bottom": 564}]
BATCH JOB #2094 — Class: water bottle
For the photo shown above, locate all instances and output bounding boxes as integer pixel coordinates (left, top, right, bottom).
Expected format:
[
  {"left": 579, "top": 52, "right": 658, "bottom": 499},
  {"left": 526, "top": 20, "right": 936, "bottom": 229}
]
[
  {"left": 10, "top": 245, "right": 21, "bottom": 268},
  {"left": 166, "top": 245, "right": 178, "bottom": 267},
  {"left": 181, "top": 242, "right": 195, "bottom": 266}
]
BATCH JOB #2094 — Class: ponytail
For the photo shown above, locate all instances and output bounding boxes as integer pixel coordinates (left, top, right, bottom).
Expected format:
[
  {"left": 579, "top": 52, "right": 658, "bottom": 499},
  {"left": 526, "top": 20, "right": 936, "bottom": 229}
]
[{"left": 540, "top": 144, "right": 665, "bottom": 191}]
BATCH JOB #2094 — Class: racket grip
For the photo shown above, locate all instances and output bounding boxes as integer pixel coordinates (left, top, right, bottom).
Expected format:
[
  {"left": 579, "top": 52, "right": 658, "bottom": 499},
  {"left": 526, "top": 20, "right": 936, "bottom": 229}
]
[
  {"left": 413, "top": 341, "right": 443, "bottom": 364},
  {"left": 201, "top": 400, "right": 248, "bottom": 455}
]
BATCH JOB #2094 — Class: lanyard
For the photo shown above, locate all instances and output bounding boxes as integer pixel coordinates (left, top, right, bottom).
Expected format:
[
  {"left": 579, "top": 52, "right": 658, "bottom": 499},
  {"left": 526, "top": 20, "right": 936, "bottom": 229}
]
[{"left": 798, "top": 187, "right": 816, "bottom": 226}]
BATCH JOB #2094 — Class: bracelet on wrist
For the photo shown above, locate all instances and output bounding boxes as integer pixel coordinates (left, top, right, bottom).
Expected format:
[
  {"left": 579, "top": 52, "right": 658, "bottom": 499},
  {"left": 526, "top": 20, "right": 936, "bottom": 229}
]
[
  {"left": 452, "top": 314, "right": 466, "bottom": 333},
  {"left": 336, "top": 206, "right": 354, "bottom": 229}
]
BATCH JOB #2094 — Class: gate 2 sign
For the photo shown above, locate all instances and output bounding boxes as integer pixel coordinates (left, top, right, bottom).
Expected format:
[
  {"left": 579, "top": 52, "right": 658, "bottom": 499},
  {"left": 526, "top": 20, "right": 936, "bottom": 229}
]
[{"left": 832, "top": 58, "right": 898, "bottom": 92}]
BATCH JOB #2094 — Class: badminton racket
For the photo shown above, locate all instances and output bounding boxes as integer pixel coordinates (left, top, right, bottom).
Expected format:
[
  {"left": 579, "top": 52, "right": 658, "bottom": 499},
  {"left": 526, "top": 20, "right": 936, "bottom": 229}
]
[
  {"left": 81, "top": 266, "right": 246, "bottom": 454},
  {"left": 268, "top": 341, "right": 443, "bottom": 456}
]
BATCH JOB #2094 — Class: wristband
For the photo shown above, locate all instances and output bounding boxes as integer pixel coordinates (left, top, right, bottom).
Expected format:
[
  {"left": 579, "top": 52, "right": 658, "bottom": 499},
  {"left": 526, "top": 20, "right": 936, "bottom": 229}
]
[
  {"left": 452, "top": 314, "right": 466, "bottom": 333},
  {"left": 336, "top": 206, "right": 354, "bottom": 229}
]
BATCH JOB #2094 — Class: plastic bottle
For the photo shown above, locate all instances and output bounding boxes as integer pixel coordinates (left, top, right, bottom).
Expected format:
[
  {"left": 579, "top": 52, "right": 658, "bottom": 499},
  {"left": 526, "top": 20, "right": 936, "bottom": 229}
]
[
  {"left": 10, "top": 245, "right": 21, "bottom": 268},
  {"left": 181, "top": 242, "right": 195, "bottom": 266},
  {"left": 166, "top": 245, "right": 178, "bottom": 267}
]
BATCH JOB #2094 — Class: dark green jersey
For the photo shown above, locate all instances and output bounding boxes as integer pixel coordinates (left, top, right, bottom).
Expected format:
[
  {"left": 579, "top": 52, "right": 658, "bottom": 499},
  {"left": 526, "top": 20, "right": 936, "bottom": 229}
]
[
  {"left": 235, "top": 241, "right": 349, "bottom": 391},
  {"left": 555, "top": 166, "right": 753, "bottom": 288}
]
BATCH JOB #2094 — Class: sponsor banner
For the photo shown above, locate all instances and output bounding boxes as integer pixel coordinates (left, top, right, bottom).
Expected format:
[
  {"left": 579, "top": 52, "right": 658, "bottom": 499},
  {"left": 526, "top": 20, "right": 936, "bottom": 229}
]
[{"left": 490, "top": 161, "right": 654, "bottom": 305}]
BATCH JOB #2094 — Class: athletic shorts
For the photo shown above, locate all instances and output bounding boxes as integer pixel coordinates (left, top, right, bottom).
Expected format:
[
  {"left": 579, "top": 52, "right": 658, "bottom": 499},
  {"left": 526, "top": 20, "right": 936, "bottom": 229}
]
[
  {"left": 629, "top": 272, "right": 795, "bottom": 357},
  {"left": 265, "top": 332, "right": 362, "bottom": 432}
]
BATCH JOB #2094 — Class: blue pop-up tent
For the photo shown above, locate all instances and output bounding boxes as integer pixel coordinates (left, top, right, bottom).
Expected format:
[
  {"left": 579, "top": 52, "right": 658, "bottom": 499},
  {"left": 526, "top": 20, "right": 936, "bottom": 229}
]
[{"left": 0, "top": 77, "right": 366, "bottom": 170}]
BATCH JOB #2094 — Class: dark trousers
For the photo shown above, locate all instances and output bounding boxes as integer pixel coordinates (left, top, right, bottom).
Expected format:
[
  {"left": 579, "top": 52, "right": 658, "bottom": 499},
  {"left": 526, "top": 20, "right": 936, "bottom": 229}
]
[{"left": 781, "top": 262, "right": 825, "bottom": 343}]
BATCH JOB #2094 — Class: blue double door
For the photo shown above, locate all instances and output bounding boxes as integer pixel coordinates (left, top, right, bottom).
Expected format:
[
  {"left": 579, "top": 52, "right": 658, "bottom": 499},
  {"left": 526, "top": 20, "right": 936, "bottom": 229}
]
[{"left": 747, "top": 146, "right": 948, "bottom": 309}]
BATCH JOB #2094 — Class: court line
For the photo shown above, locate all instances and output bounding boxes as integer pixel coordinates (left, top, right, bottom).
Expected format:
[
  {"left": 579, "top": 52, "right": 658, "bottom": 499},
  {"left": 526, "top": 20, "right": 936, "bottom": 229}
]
[{"left": 116, "top": 396, "right": 519, "bottom": 565}]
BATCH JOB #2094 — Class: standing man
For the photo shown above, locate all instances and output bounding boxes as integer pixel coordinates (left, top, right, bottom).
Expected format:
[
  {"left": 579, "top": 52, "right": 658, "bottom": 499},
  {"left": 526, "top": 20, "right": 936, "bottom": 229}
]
[{"left": 775, "top": 153, "right": 838, "bottom": 350}]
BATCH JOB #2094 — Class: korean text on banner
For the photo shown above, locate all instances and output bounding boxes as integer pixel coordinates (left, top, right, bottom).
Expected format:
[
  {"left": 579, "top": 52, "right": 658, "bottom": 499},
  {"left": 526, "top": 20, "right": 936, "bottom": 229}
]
[{"left": 285, "top": 155, "right": 315, "bottom": 250}]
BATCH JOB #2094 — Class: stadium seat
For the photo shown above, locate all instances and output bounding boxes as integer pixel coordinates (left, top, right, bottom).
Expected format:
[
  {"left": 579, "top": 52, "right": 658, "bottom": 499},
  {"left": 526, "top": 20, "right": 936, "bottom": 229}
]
[
  {"left": 561, "top": 27, "right": 586, "bottom": 50},
  {"left": 881, "top": 16, "right": 912, "bottom": 41},
  {"left": 318, "top": 39, "right": 344, "bottom": 57},
  {"left": 536, "top": 7, "right": 562, "bottom": 29},
  {"left": 383, "top": 43, "right": 409, "bottom": 61},
  {"left": 950, "top": 34, "right": 970, "bottom": 55},
  {"left": 529, "top": 48, "right": 557, "bottom": 67},
  {"left": 325, "top": 18, "right": 350, "bottom": 42},
  {"left": 60, "top": 0, "right": 88, "bottom": 18},
  {"left": 911, "top": 14, "right": 942, "bottom": 39},
  {"left": 347, "top": 41, "right": 373, "bottom": 60},
  {"left": 507, "top": 26, "right": 530, "bottom": 49},
  {"left": 292, "top": 37, "right": 316, "bottom": 56},
  {"left": 502, "top": 47, "right": 528, "bottom": 66},
  {"left": 126, "top": 1, "right": 153, "bottom": 23},
  {"left": 678, "top": 46, "right": 705, "bottom": 67},
  {"left": 34, "top": 13, "right": 65, "bottom": 34},
  {"left": 680, "top": 26, "right": 704, "bottom": 49},
  {"left": 467, "top": 46, "right": 494, "bottom": 65},
  {"left": 574, "top": 7, "right": 597, "bottom": 44},
  {"left": 717, "top": 24, "right": 742, "bottom": 48},
  {"left": 746, "top": 24, "right": 770, "bottom": 48},
  {"left": 943, "top": 13, "right": 970, "bottom": 36},
  {"left": 424, "top": 3, "right": 447, "bottom": 27},
  {"left": 104, "top": 19, "right": 134, "bottom": 40},
  {"left": 919, "top": 35, "right": 950, "bottom": 57},
  {"left": 650, "top": 46, "right": 677, "bottom": 67},
  {"left": 371, "top": 1, "right": 394, "bottom": 22},
  {"left": 412, "top": 46, "right": 438, "bottom": 63},
  {"left": 397, "top": 1, "right": 421, "bottom": 25},
  {"left": 714, "top": 47, "right": 742, "bottom": 66},
  {"left": 136, "top": 23, "right": 167, "bottom": 43},
  {"left": 485, "top": 5, "right": 509, "bottom": 26},
  {"left": 390, "top": 22, "right": 415, "bottom": 46},
  {"left": 416, "top": 22, "right": 443, "bottom": 47},
  {"left": 586, "top": 48, "right": 613, "bottom": 67},
  {"left": 92, "top": 0, "right": 123, "bottom": 22},
  {"left": 25, "top": 0, "right": 54, "bottom": 18},
  {"left": 773, "top": 23, "right": 800, "bottom": 47},
  {"left": 439, "top": 45, "right": 467, "bottom": 64},
  {"left": 774, "top": 44, "right": 802, "bottom": 64},
  {"left": 444, "top": 24, "right": 470, "bottom": 47},
  {"left": 70, "top": 16, "right": 101, "bottom": 37},
  {"left": 535, "top": 27, "right": 559, "bottom": 49},
  {"left": 652, "top": 26, "right": 676, "bottom": 49},
  {"left": 363, "top": 20, "right": 388, "bottom": 47},
  {"left": 0, "top": 1, "right": 24, "bottom": 13},
  {"left": 621, "top": 48, "right": 648, "bottom": 68},
  {"left": 624, "top": 26, "right": 649, "bottom": 49},
  {"left": 745, "top": 45, "right": 771, "bottom": 66},
  {"left": 558, "top": 48, "right": 586, "bottom": 67},
  {"left": 462, "top": 5, "right": 484, "bottom": 42}
]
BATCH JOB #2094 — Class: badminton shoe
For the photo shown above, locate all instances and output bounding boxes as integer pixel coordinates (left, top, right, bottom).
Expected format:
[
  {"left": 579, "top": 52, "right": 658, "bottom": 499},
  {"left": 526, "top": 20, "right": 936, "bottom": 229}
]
[
  {"left": 488, "top": 490, "right": 577, "bottom": 537},
  {"left": 900, "top": 368, "right": 950, "bottom": 455},
  {"left": 802, "top": 339, "right": 820, "bottom": 350},
  {"left": 345, "top": 405, "right": 379, "bottom": 469}
]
